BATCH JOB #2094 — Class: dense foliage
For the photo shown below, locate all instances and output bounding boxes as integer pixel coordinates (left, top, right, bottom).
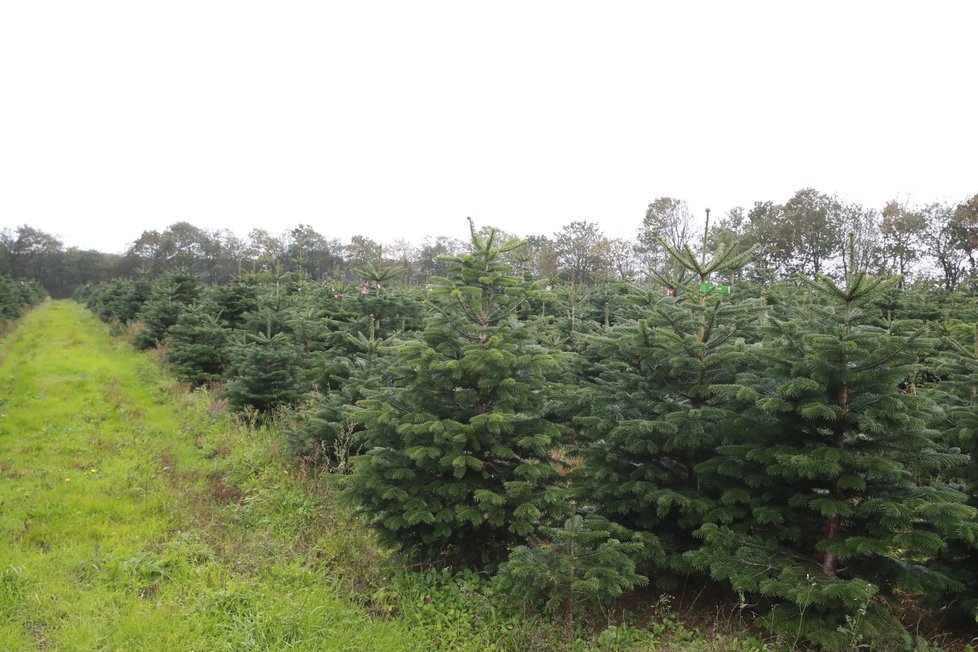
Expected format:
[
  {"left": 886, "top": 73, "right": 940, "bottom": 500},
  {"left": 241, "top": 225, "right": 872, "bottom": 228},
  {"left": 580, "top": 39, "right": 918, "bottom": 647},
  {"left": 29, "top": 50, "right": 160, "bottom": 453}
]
[
  {"left": 573, "top": 241, "right": 762, "bottom": 583},
  {"left": 495, "top": 515, "right": 648, "bottom": 630},
  {"left": 0, "top": 274, "right": 46, "bottom": 324},
  {"left": 70, "top": 222, "right": 978, "bottom": 650},
  {"left": 692, "top": 268, "right": 977, "bottom": 648},
  {"left": 345, "top": 227, "right": 567, "bottom": 567}
]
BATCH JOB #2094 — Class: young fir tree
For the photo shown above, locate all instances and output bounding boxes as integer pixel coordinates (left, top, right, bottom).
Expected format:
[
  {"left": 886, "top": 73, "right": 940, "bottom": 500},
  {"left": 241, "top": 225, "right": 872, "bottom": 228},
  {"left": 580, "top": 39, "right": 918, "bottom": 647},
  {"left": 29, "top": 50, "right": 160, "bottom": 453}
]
[
  {"left": 691, "top": 251, "right": 978, "bottom": 648},
  {"left": 286, "top": 324, "right": 393, "bottom": 468},
  {"left": 87, "top": 277, "right": 150, "bottom": 325},
  {"left": 495, "top": 515, "right": 647, "bottom": 634},
  {"left": 304, "top": 287, "right": 374, "bottom": 394},
  {"left": 224, "top": 271, "right": 314, "bottom": 414},
  {"left": 164, "top": 304, "right": 229, "bottom": 387},
  {"left": 238, "top": 271, "right": 293, "bottom": 340},
  {"left": 344, "top": 223, "right": 566, "bottom": 568},
  {"left": 133, "top": 270, "right": 202, "bottom": 350},
  {"left": 573, "top": 236, "right": 760, "bottom": 580},
  {"left": 210, "top": 276, "right": 259, "bottom": 330},
  {"left": 284, "top": 282, "right": 336, "bottom": 390},
  {"left": 352, "top": 261, "right": 418, "bottom": 337},
  {"left": 224, "top": 331, "right": 304, "bottom": 414}
]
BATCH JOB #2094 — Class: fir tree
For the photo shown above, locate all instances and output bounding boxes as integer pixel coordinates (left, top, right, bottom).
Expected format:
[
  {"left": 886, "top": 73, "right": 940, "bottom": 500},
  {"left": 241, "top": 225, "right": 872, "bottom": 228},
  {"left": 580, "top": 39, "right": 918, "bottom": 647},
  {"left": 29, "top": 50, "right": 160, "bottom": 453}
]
[
  {"left": 353, "top": 262, "right": 401, "bottom": 325},
  {"left": 344, "top": 223, "right": 567, "bottom": 568},
  {"left": 691, "top": 250, "right": 978, "bottom": 648},
  {"left": 87, "top": 277, "right": 150, "bottom": 325},
  {"left": 573, "top": 238, "right": 760, "bottom": 579},
  {"left": 238, "top": 269, "right": 293, "bottom": 340},
  {"left": 210, "top": 277, "right": 259, "bottom": 329},
  {"left": 931, "top": 325, "right": 978, "bottom": 623},
  {"left": 286, "top": 324, "right": 393, "bottom": 468},
  {"left": 224, "top": 332, "right": 304, "bottom": 414},
  {"left": 164, "top": 304, "right": 229, "bottom": 386},
  {"left": 495, "top": 515, "right": 647, "bottom": 634},
  {"left": 133, "top": 270, "right": 201, "bottom": 350}
]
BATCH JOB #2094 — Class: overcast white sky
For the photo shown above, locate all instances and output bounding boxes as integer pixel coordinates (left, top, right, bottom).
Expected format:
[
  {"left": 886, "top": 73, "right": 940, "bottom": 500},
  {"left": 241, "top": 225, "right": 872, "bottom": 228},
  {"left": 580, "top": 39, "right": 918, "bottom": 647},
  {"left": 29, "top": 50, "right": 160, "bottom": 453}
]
[{"left": 1, "top": 1, "right": 976, "bottom": 254}]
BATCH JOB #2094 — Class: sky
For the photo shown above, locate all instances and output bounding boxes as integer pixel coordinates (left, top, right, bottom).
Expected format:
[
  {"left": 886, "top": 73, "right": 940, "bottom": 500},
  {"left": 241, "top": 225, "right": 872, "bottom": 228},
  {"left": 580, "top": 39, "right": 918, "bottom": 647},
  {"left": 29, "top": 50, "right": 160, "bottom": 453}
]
[{"left": 1, "top": 1, "right": 976, "bottom": 254}]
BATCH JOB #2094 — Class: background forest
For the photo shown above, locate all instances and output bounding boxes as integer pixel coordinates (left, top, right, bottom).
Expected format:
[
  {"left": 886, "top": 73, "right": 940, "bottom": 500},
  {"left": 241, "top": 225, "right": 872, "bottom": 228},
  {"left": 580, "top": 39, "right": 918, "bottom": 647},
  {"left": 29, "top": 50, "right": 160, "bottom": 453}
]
[
  {"left": 3, "top": 187, "right": 978, "bottom": 650},
  {"left": 4, "top": 189, "right": 978, "bottom": 298}
]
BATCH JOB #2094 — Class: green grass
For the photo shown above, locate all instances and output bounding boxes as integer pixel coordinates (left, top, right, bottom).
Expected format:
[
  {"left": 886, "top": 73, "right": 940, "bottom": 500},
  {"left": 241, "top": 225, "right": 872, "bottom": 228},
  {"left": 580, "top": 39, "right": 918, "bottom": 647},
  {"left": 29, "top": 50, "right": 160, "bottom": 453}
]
[{"left": 0, "top": 302, "right": 773, "bottom": 651}]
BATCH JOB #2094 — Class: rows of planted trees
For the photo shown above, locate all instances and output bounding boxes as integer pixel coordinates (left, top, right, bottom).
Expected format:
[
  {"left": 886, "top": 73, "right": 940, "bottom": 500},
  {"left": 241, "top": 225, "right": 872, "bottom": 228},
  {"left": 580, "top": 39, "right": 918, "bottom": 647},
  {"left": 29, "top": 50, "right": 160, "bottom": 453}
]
[
  {"left": 75, "top": 225, "right": 978, "bottom": 650},
  {"left": 0, "top": 275, "right": 46, "bottom": 325}
]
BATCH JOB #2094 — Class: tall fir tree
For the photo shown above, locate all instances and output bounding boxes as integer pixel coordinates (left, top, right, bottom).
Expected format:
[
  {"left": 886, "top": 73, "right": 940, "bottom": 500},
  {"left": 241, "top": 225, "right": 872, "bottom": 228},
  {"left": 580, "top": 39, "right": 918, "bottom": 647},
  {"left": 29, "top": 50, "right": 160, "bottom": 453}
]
[
  {"left": 573, "top": 236, "right": 760, "bottom": 580},
  {"left": 691, "top": 248, "right": 978, "bottom": 648},
  {"left": 344, "top": 223, "right": 567, "bottom": 568}
]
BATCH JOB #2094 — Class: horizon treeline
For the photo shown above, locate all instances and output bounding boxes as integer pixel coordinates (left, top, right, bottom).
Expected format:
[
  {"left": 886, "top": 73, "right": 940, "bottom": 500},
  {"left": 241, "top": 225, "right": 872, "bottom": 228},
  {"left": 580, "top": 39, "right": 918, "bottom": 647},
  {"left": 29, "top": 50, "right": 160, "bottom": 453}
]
[{"left": 3, "top": 187, "right": 977, "bottom": 297}]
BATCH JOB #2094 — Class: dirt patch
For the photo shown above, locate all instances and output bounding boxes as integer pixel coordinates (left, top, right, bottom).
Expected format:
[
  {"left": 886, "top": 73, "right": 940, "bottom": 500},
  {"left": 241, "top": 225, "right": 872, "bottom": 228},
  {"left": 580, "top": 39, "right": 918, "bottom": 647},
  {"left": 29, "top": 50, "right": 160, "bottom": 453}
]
[
  {"left": 123, "top": 406, "right": 145, "bottom": 420},
  {"left": 24, "top": 618, "right": 51, "bottom": 649},
  {"left": 157, "top": 450, "right": 178, "bottom": 474},
  {"left": 103, "top": 380, "right": 125, "bottom": 409},
  {"left": 140, "top": 579, "right": 160, "bottom": 599},
  {"left": 157, "top": 449, "right": 201, "bottom": 486},
  {"left": 206, "top": 472, "right": 243, "bottom": 503},
  {"left": 150, "top": 455, "right": 239, "bottom": 564},
  {"left": 0, "top": 461, "right": 26, "bottom": 478}
]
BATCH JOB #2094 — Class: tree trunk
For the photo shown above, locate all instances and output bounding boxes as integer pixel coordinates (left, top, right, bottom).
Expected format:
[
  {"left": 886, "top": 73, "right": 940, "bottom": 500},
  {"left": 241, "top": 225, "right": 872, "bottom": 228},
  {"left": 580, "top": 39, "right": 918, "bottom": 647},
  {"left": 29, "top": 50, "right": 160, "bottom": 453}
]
[{"left": 819, "top": 384, "right": 849, "bottom": 576}]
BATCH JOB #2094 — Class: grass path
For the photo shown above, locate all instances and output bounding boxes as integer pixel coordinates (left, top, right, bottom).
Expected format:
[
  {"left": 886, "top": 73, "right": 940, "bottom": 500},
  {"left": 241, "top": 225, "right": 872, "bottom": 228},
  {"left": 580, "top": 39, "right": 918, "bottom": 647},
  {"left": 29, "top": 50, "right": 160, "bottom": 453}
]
[{"left": 0, "top": 301, "right": 421, "bottom": 651}]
